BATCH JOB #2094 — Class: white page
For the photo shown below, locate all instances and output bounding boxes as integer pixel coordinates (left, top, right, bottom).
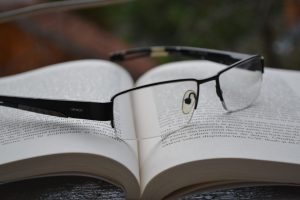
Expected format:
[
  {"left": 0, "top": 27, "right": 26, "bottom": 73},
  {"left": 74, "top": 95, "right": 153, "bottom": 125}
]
[
  {"left": 0, "top": 60, "right": 139, "bottom": 182},
  {"left": 133, "top": 61, "right": 300, "bottom": 192}
]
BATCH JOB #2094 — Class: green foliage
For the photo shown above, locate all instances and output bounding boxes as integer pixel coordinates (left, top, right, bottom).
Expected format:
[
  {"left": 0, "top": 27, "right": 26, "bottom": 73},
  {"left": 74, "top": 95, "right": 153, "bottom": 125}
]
[{"left": 78, "top": 0, "right": 299, "bottom": 69}]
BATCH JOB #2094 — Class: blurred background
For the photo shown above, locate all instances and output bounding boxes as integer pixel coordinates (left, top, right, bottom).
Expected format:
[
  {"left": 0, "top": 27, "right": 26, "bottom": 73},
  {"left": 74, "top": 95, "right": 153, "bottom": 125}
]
[{"left": 0, "top": 0, "right": 300, "bottom": 79}]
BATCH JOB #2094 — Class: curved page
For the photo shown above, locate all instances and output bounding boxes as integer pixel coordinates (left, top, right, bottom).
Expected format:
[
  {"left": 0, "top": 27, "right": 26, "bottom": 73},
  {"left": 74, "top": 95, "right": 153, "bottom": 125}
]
[
  {"left": 134, "top": 61, "right": 300, "bottom": 199},
  {"left": 0, "top": 60, "right": 139, "bottom": 199}
]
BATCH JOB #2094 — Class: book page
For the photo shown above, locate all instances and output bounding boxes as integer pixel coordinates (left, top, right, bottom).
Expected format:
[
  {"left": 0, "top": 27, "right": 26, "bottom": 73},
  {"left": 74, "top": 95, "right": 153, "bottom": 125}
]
[
  {"left": 133, "top": 61, "right": 300, "bottom": 194},
  {"left": 0, "top": 60, "right": 139, "bottom": 187}
]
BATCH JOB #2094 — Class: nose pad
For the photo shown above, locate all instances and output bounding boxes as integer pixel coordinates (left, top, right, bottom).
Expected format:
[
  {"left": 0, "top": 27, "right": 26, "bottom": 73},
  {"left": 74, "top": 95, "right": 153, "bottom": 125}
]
[{"left": 182, "top": 90, "right": 197, "bottom": 114}]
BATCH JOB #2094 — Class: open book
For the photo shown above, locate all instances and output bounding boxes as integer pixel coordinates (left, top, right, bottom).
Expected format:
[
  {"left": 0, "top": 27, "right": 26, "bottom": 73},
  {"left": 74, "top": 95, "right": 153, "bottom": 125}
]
[{"left": 0, "top": 59, "right": 299, "bottom": 199}]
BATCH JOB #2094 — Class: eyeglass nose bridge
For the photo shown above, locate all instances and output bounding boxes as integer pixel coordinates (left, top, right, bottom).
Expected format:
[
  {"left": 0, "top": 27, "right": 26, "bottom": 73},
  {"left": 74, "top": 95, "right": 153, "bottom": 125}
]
[
  {"left": 194, "top": 75, "right": 224, "bottom": 110},
  {"left": 215, "top": 77, "right": 228, "bottom": 111}
]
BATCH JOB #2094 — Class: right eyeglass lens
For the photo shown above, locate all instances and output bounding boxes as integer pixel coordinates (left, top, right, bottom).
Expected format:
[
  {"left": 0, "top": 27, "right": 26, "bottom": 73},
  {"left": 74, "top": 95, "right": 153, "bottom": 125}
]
[
  {"left": 113, "top": 80, "right": 198, "bottom": 140},
  {"left": 219, "top": 56, "right": 263, "bottom": 111}
]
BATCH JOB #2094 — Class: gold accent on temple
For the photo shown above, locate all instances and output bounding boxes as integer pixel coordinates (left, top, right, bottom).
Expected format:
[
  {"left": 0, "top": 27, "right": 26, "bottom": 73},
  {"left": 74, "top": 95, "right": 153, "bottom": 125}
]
[{"left": 150, "top": 47, "right": 169, "bottom": 57}]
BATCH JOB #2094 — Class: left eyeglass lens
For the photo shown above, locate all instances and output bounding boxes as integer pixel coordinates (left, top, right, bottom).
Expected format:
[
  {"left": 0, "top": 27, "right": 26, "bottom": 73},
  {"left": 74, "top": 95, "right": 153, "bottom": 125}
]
[
  {"left": 113, "top": 80, "right": 198, "bottom": 140},
  {"left": 219, "top": 56, "right": 263, "bottom": 111}
]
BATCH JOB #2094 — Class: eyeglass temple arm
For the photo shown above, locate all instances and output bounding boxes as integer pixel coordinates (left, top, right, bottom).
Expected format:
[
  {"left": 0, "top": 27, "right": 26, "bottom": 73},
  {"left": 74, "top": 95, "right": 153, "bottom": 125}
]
[
  {"left": 109, "top": 46, "right": 251, "bottom": 65},
  {"left": 0, "top": 95, "right": 113, "bottom": 121}
]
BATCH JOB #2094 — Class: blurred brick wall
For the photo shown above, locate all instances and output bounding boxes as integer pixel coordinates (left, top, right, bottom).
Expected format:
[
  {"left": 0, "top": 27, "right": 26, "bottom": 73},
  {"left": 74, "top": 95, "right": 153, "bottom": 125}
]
[
  {"left": 0, "top": 21, "right": 75, "bottom": 76},
  {"left": 0, "top": 12, "right": 155, "bottom": 79}
]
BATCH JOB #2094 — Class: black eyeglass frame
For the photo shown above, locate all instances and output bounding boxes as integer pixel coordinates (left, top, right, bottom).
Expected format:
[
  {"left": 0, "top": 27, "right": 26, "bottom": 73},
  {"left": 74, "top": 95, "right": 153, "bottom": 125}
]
[{"left": 0, "top": 46, "right": 264, "bottom": 129}]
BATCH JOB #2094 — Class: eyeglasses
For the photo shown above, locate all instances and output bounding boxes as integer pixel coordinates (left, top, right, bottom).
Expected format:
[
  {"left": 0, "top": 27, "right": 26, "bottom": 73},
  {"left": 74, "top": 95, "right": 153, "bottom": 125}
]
[{"left": 0, "top": 46, "right": 264, "bottom": 140}]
